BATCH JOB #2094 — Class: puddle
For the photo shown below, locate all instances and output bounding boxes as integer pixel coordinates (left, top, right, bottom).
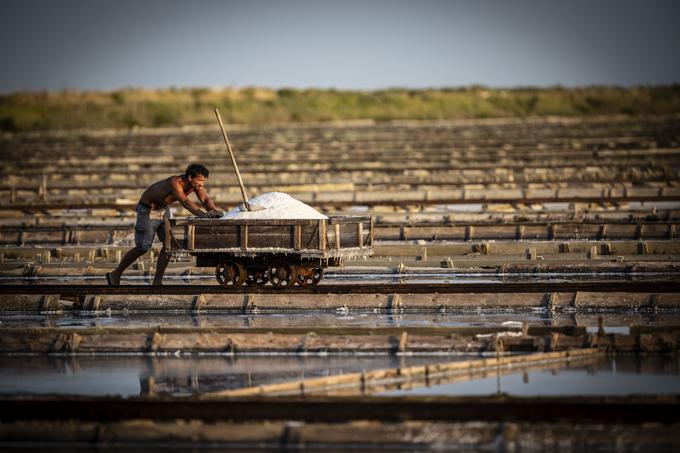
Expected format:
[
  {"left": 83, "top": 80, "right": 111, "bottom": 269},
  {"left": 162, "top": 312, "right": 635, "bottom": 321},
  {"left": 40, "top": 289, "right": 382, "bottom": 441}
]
[{"left": 380, "top": 356, "right": 680, "bottom": 397}]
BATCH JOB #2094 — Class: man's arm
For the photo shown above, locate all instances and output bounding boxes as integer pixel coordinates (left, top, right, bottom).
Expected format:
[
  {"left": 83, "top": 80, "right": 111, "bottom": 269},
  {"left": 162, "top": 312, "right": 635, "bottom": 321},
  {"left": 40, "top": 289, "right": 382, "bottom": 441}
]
[
  {"left": 195, "top": 187, "right": 224, "bottom": 217},
  {"left": 170, "top": 178, "right": 206, "bottom": 216}
]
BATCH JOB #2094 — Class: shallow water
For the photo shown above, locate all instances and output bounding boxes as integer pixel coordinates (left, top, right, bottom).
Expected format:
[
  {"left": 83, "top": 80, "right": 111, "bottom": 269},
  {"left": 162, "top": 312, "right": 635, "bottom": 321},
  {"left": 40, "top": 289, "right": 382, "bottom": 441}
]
[
  {"left": 2, "top": 311, "right": 677, "bottom": 330},
  {"left": 1, "top": 354, "right": 677, "bottom": 398},
  {"left": 380, "top": 356, "right": 680, "bottom": 397},
  {"left": 0, "top": 355, "right": 457, "bottom": 397},
  {"left": 3, "top": 270, "right": 678, "bottom": 285}
]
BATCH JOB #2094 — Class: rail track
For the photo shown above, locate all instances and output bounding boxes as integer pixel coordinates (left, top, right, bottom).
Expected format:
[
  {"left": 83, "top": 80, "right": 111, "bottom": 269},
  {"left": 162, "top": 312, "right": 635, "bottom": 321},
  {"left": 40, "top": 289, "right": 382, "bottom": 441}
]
[{"left": 2, "top": 281, "right": 679, "bottom": 296}]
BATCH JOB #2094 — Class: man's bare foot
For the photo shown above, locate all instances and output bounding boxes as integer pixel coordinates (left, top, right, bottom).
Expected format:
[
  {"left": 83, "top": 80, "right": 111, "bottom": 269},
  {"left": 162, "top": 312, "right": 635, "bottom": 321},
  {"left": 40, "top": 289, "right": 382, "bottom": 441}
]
[{"left": 106, "top": 271, "right": 121, "bottom": 286}]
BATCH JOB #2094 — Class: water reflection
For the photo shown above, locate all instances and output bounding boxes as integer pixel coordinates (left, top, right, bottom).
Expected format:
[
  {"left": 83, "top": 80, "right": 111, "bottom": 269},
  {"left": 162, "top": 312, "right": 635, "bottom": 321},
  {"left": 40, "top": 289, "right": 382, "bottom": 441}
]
[
  {"left": 1, "top": 310, "right": 678, "bottom": 330},
  {"left": 380, "top": 356, "right": 680, "bottom": 397},
  {"left": 1, "top": 355, "right": 677, "bottom": 398},
  {"left": 3, "top": 270, "right": 678, "bottom": 286},
  {"left": 0, "top": 355, "right": 455, "bottom": 397}
]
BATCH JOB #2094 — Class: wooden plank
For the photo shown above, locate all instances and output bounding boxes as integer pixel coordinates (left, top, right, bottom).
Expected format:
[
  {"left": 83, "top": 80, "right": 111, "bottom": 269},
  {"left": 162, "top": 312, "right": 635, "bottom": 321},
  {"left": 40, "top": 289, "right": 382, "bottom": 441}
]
[
  {"left": 164, "top": 220, "right": 170, "bottom": 250},
  {"left": 248, "top": 234, "right": 293, "bottom": 248},
  {"left": 188, "top": 225, "right": 195, "bottom": 251},
  {"left": 302, "top": 224, "right": 320, "bottom": 249},
  {"left": 183, "top": 225, "right": 189, "bottom": 250},
  {"left": 335, "top": 224, "right": 341, "bottom": 251},
  {"left": 339, "top": 224, "right": 358, "bottom": 246},
  {"left": 194, "top": 235, "right": 239, "bottom": 248},
  {"left": 240, "top": 225, "right": 248, "bottom": 251},
  {"left": 294, "top": 225, "right": 302, "bottom": 251},
  {"left": 319, "top": 220, "right": 327, "bottom": 251},
  {"left": 328, "top": 216, "right": 373, "bottom": 224}
]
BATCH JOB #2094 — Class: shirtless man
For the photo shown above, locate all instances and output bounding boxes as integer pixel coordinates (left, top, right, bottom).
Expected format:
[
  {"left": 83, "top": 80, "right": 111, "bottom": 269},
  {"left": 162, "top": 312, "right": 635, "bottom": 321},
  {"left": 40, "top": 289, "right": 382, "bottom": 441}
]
[{"left": 106, "top": 163, "right": 223, "bottom": 286}]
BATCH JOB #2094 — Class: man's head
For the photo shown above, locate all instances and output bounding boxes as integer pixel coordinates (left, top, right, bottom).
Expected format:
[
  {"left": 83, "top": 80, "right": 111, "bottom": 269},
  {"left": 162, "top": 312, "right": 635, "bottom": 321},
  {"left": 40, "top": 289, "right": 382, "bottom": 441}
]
[{"left": 185, "top": 163, "right": 209, "bottom": 190}]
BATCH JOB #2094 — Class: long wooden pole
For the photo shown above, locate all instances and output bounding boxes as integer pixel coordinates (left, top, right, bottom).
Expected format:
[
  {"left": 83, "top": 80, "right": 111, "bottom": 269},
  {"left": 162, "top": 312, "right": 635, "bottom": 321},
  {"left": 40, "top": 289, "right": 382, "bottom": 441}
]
[{"left": 214, "top": 108, "right": 251, "bottom": 211}]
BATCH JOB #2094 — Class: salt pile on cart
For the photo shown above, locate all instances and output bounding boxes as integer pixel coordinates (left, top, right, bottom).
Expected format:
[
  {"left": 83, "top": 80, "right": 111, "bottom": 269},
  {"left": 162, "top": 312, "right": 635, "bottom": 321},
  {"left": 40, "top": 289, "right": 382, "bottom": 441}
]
[
  {"left": 220, "top": 192, "right": 328, "bottom": 220},
  {"left": 165, "top": 192, "right": 373, "bottom": 287}
]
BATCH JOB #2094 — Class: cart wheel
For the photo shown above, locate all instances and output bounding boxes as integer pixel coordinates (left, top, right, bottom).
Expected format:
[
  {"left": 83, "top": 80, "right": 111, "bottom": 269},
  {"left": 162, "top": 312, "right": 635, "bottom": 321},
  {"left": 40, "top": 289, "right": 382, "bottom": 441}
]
[
  {"left": 268, "top": 260, "right": 295, "bottom": 288},
  {"left": 245, "top": 267, "right": 269, "bottom": 286},
  {"left": 215, "top": 259, "right": 246, "bottom": 287},
  {"left": 296, "top": 266, "right": 324, "bottom": 287}
]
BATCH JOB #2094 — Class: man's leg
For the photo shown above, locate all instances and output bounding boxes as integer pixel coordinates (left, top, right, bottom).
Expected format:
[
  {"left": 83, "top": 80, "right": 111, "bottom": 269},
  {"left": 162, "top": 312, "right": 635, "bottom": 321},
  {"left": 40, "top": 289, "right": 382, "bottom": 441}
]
[
  {"left": 152, "top": 247, "right": 170, "bottom": 286},
  {"left": 108, "top": 205, "right": 154, "bottom": 286},
  {"left": 152, "top": 208, "right": 172, "bottom": 286},
  {"left": 108, "top": 246, "right": 147, "bottom": 285}
]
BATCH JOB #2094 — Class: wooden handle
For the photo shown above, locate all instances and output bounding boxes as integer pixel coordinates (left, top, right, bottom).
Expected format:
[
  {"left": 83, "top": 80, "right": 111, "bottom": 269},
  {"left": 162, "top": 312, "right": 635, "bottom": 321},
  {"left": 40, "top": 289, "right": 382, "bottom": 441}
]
[{"left": 214, "top": 108, "right": 251, "bottom": 211}]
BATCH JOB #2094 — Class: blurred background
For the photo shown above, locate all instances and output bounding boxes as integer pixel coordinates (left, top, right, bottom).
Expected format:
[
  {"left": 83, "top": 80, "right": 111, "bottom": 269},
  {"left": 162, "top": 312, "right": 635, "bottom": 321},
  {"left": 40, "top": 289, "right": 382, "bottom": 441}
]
[{"left": 1, "top": 0, "right": 679, "bottom": 130}]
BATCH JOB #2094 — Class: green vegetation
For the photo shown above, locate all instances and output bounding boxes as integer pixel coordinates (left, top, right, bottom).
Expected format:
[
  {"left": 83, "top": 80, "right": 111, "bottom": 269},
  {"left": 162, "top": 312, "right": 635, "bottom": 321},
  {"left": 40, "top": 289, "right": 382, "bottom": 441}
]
[{"left": 0, "top": 85, "right": 678, "bottom": 132}]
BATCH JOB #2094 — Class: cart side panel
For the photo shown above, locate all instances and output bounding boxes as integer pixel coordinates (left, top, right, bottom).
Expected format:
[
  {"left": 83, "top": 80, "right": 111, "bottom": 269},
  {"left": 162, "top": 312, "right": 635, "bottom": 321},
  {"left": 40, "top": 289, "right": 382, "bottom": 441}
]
[
  {"left": 329, "top": 220, "right": 366, "bottom": 249},
  {"left": 189, "top": 222, "right": 321, "bottom": 251},
  {"left": 247, "top": 225, "right": 294, "bottom": 249},
  {"left": 166, "top": 220, "right": 188, "bottom": 251},
  {"left": 301, "top": 224, "right": 320, "bottom": 249},
  {"left": 194, "top": 225, "right": 239, "bottom": 248},
  {"left": 340, "top": 222, "right": 359, "bottom": 247},
  {"left": 169, "top": 218, "right": 370, "bottom": 258}
]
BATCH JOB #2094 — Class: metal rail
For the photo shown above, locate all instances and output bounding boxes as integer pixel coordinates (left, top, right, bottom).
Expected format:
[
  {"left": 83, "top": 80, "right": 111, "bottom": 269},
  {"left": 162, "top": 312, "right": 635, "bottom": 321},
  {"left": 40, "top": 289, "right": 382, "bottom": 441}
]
[
  {"left": 1, "top": 281, "right": 679, "bottom": 295},
  {"left": 1, "top": 395, "right": 678, "bottom": 423}
]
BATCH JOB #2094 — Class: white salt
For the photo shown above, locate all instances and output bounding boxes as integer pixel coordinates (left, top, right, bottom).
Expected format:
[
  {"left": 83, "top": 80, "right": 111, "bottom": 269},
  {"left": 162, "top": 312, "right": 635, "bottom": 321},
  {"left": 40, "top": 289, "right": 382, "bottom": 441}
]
[{"left": 220, "top": 192, "right": 328, "bottom": 220}]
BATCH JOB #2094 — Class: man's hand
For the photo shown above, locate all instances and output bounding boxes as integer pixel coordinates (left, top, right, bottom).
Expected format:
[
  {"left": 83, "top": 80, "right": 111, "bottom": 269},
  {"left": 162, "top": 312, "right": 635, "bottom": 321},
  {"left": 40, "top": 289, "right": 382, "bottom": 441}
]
[
  {"left": 207, "top": 209, "right": 224, "bottom": 218},
  {"left": 196, "top": 209, "right": 222, "bottom": 219}
]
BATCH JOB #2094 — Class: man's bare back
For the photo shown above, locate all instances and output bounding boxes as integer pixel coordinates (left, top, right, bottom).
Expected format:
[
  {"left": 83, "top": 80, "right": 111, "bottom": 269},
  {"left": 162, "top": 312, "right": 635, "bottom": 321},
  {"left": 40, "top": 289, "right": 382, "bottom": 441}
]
[
  {"left": 140, "top": 174, "right": 222, "bottom": 218},
  {"left": 140, "top": 175, "right": 194, "bottom": 209}
]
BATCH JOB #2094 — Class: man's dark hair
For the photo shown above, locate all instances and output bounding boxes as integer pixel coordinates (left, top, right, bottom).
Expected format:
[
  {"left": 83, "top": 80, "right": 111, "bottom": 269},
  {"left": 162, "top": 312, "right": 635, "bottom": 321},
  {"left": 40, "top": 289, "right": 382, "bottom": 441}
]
[{"left": 185, "top": 163, "right": 209, "bottom": 178}]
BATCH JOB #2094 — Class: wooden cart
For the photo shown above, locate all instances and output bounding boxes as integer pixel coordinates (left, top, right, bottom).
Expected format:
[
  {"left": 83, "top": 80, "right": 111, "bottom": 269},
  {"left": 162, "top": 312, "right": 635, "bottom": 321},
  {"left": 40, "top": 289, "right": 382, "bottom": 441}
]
[{"left": 163, "top": 216, "right": 373, "bottom": 287}]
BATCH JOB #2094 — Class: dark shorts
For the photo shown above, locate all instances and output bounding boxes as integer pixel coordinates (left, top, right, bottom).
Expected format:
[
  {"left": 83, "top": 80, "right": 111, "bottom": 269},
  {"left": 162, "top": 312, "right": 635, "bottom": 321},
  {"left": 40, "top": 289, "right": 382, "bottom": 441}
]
[{"left": 134, "top": 203, "right": 171, "bottom": 251}]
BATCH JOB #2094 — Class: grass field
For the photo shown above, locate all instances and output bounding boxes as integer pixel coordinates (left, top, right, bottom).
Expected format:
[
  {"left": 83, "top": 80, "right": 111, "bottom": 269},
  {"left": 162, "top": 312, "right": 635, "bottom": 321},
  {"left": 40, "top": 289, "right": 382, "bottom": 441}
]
[{"left": 1, "top": 85, "right": 679, "bottom": 132}]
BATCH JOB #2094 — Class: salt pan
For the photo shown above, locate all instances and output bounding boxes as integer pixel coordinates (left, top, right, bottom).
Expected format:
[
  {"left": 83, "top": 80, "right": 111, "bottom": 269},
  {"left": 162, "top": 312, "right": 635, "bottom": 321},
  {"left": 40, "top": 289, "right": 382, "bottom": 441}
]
[{"left": 220, "top": 192, "right": 328, "bottom": 220}]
